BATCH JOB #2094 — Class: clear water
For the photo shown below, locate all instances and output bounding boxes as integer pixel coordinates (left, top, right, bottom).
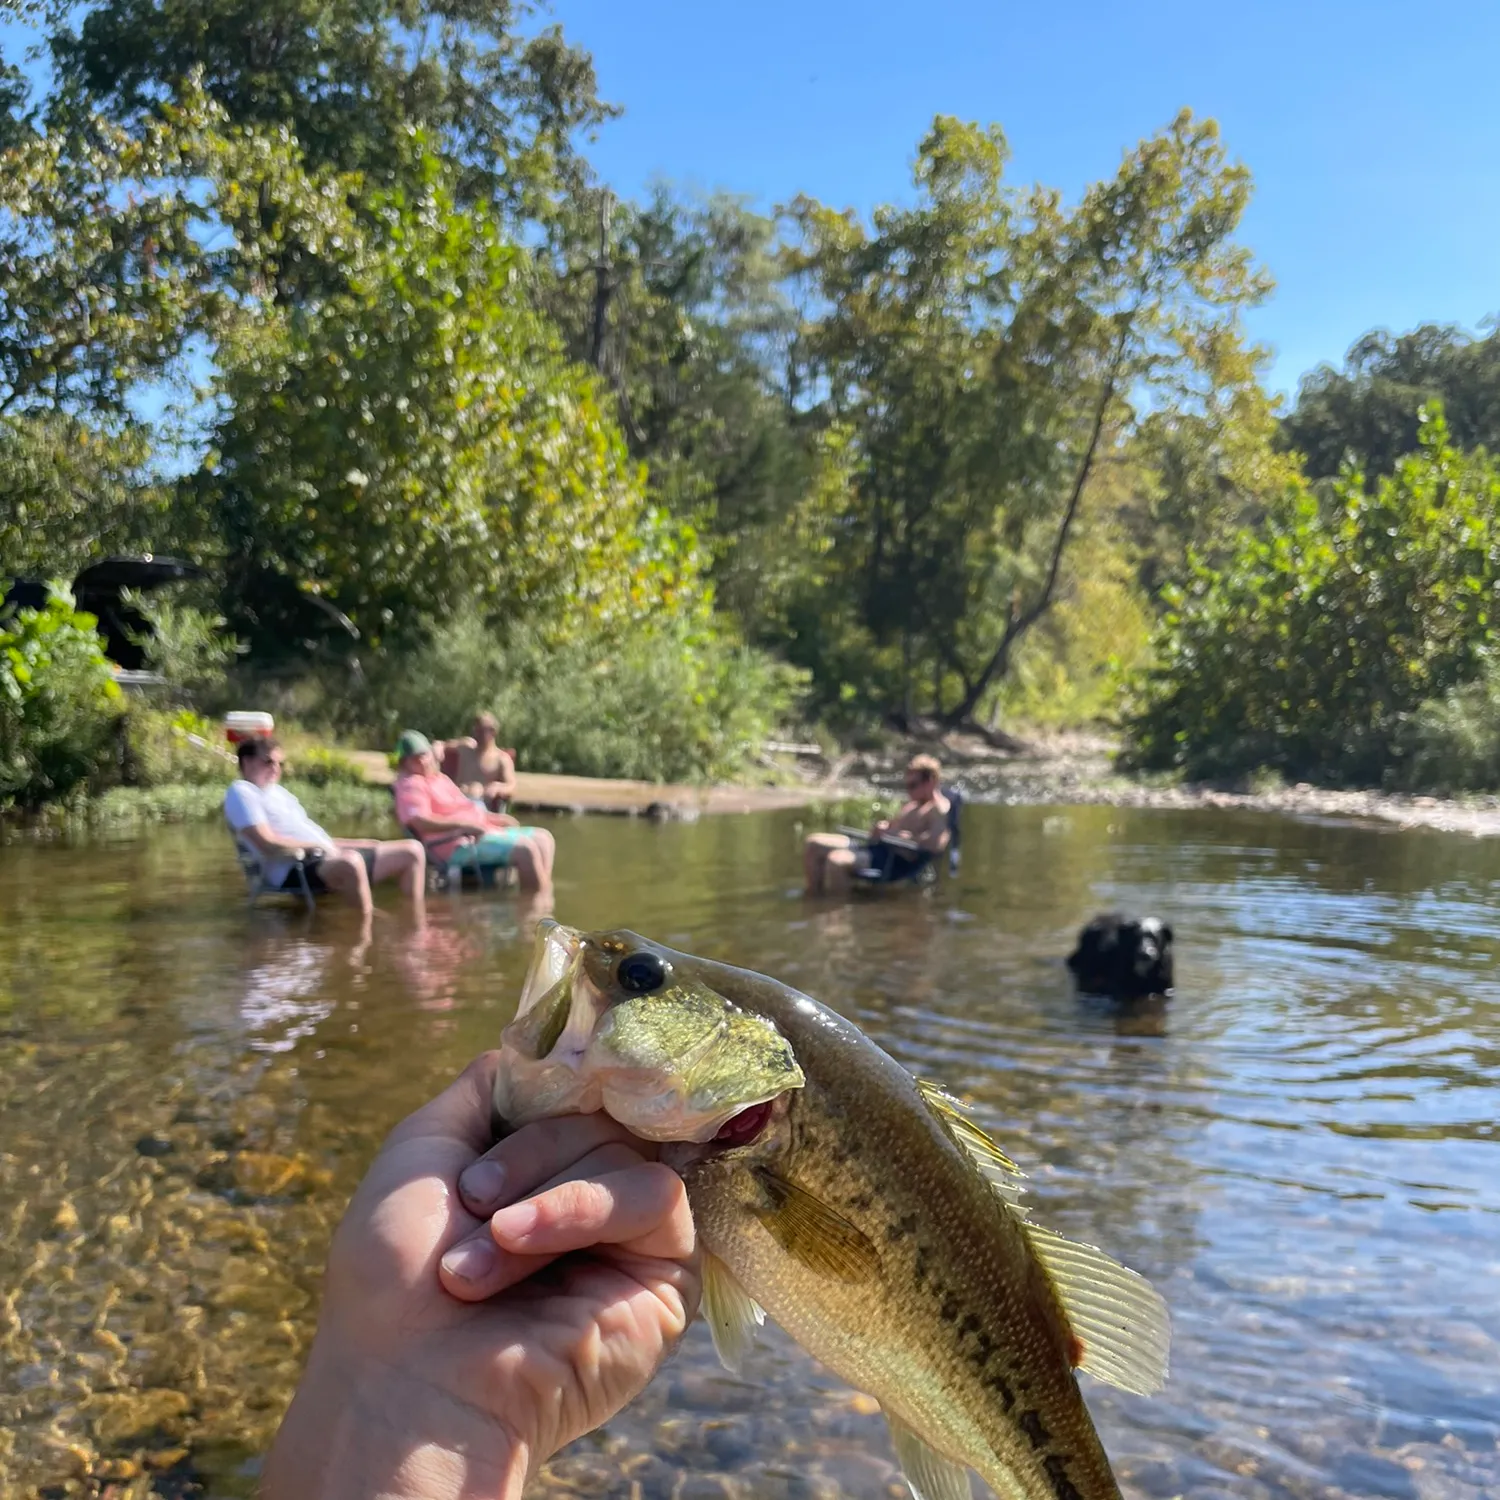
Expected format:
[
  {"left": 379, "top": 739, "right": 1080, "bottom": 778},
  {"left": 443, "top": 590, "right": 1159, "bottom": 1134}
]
[{"left": 1, "top": 805, "right": 1496, "bottom": 1500}]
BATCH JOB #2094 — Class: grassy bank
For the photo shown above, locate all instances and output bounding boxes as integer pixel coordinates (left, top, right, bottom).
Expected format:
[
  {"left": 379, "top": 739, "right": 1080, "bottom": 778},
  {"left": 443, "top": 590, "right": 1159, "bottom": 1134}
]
[{"left": 3, "top": 778, "right": 399, "bottom": 837}]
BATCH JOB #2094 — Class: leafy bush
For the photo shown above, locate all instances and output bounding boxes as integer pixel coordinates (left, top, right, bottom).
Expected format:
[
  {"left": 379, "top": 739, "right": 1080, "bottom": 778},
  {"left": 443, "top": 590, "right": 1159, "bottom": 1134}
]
[
  {"left": 285, "top": 745, "right": 367, "bottom": 787},
  {"left": 82, "top": 779, "right": 394, "bottom": 830},
  {"left": 1124, "top": 410, "right": 1500, "bottom": 785},
  {"left": 126, "top": 592, "right": 241, "bottom": 706},
  {"left": 0, "top": 591, "right": 125, "bottom": 807},
  {"left": 119, "top": 707, "right": 235, "bottom": 787},
  {"left": 363, "top": 615, "right": 804, "bottom": 783},
  {"left": 1390, "top": 667, "right": 1500, "bottom": 794}
]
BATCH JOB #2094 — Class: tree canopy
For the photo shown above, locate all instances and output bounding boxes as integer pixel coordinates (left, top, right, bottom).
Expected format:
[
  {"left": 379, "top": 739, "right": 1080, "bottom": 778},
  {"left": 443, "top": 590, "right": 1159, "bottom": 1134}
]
[
  {"left": 1283, "top": 323, "right": 1500, "bottom": 479},
  {"left": 1127, "top": 409, "right": 1500, "bottom": 784},
  {"left": 49, "top": 0, "right": 610, "bottom": 221}
]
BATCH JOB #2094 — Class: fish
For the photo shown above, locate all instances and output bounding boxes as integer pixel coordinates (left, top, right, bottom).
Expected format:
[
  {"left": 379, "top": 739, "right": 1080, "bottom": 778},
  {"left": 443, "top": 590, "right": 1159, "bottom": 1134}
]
[{"left": 495, "top": 922, "right": 1170, "bottom": 1500}]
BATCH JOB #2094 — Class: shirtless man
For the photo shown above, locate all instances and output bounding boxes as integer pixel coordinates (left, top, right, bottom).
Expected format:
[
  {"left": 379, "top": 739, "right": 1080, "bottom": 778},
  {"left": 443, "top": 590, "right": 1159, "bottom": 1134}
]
[
  {"left": 447, "top": 712, "right": 517, "bottom": 813},
  {"left": 803, "top": 754, "right": 951, "bottom": 896}
]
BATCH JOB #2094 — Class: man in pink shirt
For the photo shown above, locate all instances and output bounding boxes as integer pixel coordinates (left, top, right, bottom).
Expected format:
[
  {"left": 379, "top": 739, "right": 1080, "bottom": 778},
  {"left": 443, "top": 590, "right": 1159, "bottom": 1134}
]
[{"left": 392, "top": 731, "right": 555, "bottom": 896}]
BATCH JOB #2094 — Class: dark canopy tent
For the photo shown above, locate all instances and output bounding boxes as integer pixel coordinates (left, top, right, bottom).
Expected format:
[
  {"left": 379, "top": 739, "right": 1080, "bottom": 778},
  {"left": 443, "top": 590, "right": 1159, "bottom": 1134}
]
[{"left": 2, "top": 555, "right": 204, "bottom": 669}]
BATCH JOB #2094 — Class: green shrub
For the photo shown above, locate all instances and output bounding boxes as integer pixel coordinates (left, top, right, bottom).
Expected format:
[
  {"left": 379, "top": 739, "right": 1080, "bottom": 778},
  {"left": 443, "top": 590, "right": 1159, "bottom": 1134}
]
[
  {"left": 125, "top": 592, "right": 241, "bottom": 707},
  {"left": 0, "top": 591, "right": 125, "bottom": 807},
  {"left": 1390, "top": 667, "right": 1500, "bottom": 794},
  {"left": 362, "top": 615, "right": 804, "bottom": 783},
  {"left": 120, "top": 707, "right": 236, "bottom": 787},
  {"left": 1124, "top": 409, "right": 1500, "bottom": 785},
  {"left": 82, "top": 778, "right": 394, "bottom": 830},
  {"left": 286, "top": 745, "right": 367, "bottom": 787}
]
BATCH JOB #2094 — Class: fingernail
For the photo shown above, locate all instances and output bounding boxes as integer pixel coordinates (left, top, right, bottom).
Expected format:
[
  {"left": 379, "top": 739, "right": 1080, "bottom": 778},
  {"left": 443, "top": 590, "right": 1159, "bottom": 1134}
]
[
  {"left": 440, "top": 1237, "right": 497, "bottom": 1282},
  {"left": 459, "top": 1158, "right": 506, "bottom": 1210},
  {"left": 489, "top": 1201, "right": 538, "bottom": 1244}
]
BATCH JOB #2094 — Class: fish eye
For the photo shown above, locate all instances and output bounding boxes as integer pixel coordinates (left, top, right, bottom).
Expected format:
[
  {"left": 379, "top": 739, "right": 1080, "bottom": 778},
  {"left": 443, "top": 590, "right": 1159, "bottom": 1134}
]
[{"left": 617, "top": 951, "right": 669, "bottom": 994}]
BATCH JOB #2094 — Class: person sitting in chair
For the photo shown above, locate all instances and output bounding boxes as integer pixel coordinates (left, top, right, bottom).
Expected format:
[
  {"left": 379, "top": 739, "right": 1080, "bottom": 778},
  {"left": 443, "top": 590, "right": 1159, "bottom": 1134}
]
[
  {"left": 446, "top": 712, "right": 517, "bottom": 813},
  {"left": 392, "top": 731, "right": 555, "bottom": 896},
  {"left": 225, "top": 738, "right": 426, "bottom": 917},
  {"left": 803, "top": 754, "right": 951, "bottom": 896}
]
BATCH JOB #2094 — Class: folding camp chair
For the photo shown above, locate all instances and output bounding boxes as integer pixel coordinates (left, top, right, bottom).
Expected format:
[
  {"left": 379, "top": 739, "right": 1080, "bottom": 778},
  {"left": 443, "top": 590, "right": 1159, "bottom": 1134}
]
[
  {"left": 844, "top": 786, "right": 965, "bottom": 889},
  {"left": 232, "top": 832, "right": 317, "bottom": 914}
]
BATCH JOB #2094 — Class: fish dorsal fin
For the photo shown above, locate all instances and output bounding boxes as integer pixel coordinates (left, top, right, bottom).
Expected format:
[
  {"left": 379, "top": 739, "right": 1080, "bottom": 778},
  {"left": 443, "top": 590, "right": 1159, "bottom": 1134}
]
[
  {"left": 701, "top": 1252, "right": 765, "bottom": 1375},
  {"left": 752, "top": 1169, "right": 880, "bottom": 1283},
  {"left": 1023, "top": 1222, "right": 1171, "bottom": 1395},
  {"left": 913, "top": 1077, "right": 1168, "bottom": 1392},
  {"left": 915, "top": 1079, "right": 1028, "bottom": 1211},
  {"left": 886, "top": 1414, "right": 972, "bottom": 1500}
]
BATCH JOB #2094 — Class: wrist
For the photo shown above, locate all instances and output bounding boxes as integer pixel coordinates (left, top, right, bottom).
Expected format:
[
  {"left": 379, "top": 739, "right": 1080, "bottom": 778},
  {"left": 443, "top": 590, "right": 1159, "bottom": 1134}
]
[{"left": 262, "top": 1336, "right": 527, "bottom": 1500}]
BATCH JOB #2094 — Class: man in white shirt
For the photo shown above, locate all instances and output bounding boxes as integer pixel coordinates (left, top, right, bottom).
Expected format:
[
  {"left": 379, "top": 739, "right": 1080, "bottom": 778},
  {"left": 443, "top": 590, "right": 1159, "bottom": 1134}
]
[{"left": 225, "top": 738, "right": 425, "bottom": 917}]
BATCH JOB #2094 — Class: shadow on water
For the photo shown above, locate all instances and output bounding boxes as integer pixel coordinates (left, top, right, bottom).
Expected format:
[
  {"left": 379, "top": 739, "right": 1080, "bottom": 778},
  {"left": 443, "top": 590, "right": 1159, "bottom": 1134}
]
[{"left": 1, "top": 804, "right": 1497, "bottom": 1498}]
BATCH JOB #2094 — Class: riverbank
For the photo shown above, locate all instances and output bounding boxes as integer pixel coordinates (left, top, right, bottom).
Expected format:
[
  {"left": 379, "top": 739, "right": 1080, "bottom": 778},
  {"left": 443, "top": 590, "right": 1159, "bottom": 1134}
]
[
  {"left": 841, "top": 728, "right": 1500, "bottom": 838},
  {"left": 12, "top": 729, "right": 1500, "bottom": 840},
  {"left": 0, "top": 757, "right": 840, "bottom": 837}
]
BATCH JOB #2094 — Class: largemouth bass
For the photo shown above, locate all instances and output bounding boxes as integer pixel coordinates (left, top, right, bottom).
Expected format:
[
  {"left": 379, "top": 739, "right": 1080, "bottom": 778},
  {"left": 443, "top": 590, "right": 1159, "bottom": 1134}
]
[{"left": 496, "top": 923, "right": 1170, "bottom": 1500}]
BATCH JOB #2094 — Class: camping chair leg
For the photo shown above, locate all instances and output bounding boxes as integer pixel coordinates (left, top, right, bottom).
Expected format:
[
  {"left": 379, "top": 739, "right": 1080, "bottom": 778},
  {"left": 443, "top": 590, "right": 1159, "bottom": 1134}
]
[{"left": 292, "top": 863, "right": 315, "bottom": 915}]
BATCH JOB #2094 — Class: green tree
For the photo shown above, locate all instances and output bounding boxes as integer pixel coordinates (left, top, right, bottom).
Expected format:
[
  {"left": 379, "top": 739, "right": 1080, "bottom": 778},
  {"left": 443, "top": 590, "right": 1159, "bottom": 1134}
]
[
  {"left": 540, "top": 186, "right": 812, "bottom": 630},
  {"left": 0, "top": 97, "right": 212, "bottom": 418},
  {"left": 1126, "top": 408, "right": 1500, "bottom": 784},
  {"left": 197, "top": 134, "right": 699, "bottom": 649},
  {"left": 0, "top": 83, "right": 214, "bottom": 579},
  {"left": 0, "top": 413, "right": 161, "bottom": 580},
  {"left": 1283, "top": 323, "right": 1500, "bottom": 479},
  {"left": 1122, "top": 378, "right": 1300, "bottom": 597},
  {"left": 780, "top": 110, "right": 1269, "bottom": 727},
  {"left": 50, "top": 0, "right": 610, "bottom": 221}
]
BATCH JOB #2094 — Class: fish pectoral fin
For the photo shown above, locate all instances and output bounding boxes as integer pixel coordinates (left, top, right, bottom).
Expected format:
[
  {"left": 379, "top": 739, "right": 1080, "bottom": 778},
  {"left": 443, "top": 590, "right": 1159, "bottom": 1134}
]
[
  {"left": 751, "top": 1169, "right": 881, "bottom": 1283},
  {"left": 915, "top": 1079, "right": 1028, "bottom": 1211},
  {"left": 701, "top": 1252, "right": 765, "bottom": 1375},
  {"left": 1025, "top": 1222, "right": 1172, "bottom": 1395},
  {"left": 886, "top": 1414, "right": 972, "bottom": 1500}
]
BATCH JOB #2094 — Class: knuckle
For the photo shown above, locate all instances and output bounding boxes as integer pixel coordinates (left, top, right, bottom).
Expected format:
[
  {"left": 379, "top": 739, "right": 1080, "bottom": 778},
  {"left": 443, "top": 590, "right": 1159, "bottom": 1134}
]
[
  {"left": 591, "top": 1142, "right": 645, "bottom": 1174},
  {"left": 540, "top": 1177, "right": 610, "bottom": 1228}
]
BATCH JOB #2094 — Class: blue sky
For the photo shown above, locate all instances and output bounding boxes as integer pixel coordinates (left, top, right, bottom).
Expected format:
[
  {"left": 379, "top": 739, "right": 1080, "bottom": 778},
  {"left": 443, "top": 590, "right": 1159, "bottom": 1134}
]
[{"left": 559, "top": 0, "right": 1500, "bottom": 400}]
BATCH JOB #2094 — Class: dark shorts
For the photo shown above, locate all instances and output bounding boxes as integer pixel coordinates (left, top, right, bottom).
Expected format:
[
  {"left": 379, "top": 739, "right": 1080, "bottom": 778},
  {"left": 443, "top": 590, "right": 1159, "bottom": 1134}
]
[
  {"left": 280, "top": 845, "right": 374, "bottom": 894},
  {"left": 858, "top": 843, "right": 929, "bottom": 882}
]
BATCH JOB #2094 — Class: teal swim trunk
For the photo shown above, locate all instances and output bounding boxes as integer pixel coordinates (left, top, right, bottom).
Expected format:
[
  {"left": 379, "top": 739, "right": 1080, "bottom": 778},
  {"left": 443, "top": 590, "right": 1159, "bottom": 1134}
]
[{"left": 446, "top": 828, "right": 540, "bottom": 869}]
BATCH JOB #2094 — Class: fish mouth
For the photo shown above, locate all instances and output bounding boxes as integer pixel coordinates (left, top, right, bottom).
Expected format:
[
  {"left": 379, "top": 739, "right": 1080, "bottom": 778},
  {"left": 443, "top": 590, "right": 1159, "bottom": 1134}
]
[
  {"left": 658, "top": 1094, "right": 784, "bottom": 1174},
  {"left": 516, "top": 919, "right": 583, "bottom": 1018},
  {"left": 494, "top": 921, "right": 605, "bottom": 1128}
]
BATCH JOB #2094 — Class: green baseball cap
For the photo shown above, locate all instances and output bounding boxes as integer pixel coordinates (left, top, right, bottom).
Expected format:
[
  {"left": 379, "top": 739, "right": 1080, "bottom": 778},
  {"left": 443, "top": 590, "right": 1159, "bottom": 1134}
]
[{"left": 395, "top": 729, "right": 432, "bottom": 761}]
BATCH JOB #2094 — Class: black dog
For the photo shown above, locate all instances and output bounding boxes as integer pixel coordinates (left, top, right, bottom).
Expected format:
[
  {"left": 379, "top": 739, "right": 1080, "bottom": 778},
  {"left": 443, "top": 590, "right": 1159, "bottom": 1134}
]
[{"left": 1066, "top": 913, "right": 1174, "bottom": 998}]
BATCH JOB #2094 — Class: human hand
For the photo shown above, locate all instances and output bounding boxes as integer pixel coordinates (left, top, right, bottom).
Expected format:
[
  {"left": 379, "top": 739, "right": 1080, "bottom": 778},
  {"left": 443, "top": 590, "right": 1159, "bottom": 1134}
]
[{"left": 261, "top": 1054, "right": 700, "bottom": 1500}]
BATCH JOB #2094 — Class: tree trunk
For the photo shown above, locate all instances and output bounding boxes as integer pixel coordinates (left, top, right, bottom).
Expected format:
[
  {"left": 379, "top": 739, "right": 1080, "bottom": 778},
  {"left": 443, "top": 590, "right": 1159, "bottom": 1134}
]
[{"left": 941, "top": 335, "right": 1128, "bottom": 727}]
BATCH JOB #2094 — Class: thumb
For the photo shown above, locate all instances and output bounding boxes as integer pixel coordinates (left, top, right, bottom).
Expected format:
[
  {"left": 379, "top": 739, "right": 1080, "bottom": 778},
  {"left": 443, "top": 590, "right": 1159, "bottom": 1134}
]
[{"left": 384, "top": 1051, "right": 501, "bottom": 1156}]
